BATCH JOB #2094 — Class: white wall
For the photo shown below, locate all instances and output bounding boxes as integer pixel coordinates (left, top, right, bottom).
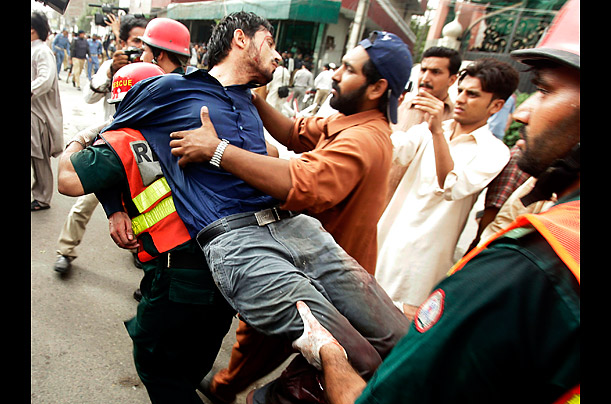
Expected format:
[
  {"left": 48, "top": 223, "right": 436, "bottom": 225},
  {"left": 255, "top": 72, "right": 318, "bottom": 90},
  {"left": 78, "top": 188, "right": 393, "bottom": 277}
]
[{"left": 317, "top": 15, "right": 352, "bottom": 70}]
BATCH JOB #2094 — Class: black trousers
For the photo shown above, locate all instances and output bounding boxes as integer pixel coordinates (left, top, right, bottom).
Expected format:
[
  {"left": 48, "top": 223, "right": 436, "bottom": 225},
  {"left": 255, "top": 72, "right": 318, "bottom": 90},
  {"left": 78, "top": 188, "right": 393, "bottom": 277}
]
[{"left": 125, "top": 240, "right": 235, "bottom": 404}]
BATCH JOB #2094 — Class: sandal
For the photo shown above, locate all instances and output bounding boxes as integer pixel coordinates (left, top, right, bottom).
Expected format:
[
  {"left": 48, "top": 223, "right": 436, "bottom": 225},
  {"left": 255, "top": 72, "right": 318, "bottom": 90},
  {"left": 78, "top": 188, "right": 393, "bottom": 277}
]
[{"left": 31, "top": 200, "right": 50, "bottom": 211}]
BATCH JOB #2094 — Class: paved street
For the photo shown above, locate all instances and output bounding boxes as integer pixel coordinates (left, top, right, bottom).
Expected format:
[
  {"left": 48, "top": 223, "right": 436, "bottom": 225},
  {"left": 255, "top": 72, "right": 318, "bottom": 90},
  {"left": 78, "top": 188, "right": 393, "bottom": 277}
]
[{"left": 31, "top": 66, "right": 288, "bottom": 403}]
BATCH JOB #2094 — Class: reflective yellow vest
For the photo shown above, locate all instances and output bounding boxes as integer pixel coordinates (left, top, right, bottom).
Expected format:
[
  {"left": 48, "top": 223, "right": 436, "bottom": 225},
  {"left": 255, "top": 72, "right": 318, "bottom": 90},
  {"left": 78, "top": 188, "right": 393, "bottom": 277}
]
[{"left": 100, "top": 128, "right": 191, "bottom": 262}]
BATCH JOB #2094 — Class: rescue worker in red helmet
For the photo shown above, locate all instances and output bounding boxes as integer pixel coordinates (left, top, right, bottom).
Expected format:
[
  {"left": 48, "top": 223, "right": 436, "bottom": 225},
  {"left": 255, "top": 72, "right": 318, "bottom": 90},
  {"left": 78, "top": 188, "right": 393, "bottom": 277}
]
[
  {"left": 289, "top": 1, "right": 580, "bottom": 403},
  {"left": 108, "top": 62, "right": 166, "bottom": 104},
  {"left": 139, "top": 17, "right": 192, "bottom": 73},
  {"left": 57, "top": 63, "right": 236, "bottom": 403},
  {"left": 55, "top": 17, "right": 191, "bottom": 276}
]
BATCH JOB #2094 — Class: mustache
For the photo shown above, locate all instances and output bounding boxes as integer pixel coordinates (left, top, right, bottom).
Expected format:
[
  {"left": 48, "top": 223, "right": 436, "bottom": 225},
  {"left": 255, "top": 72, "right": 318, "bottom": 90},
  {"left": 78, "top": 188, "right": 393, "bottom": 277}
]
[
  {"left": 332, "top": 81, "right": 340, "bottom": 94},
  {"left": 419, "top": 83, "right": 433, "bottom": 90},
  {"left": 518, "top": 123, "right": 527, "bottom": 140}
]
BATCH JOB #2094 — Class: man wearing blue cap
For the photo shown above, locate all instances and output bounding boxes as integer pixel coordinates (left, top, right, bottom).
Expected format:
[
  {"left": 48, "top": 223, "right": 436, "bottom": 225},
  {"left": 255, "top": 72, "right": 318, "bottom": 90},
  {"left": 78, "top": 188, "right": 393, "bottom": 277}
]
[{"left": 169, "top": 30, "right": 413, "bottom": 404}]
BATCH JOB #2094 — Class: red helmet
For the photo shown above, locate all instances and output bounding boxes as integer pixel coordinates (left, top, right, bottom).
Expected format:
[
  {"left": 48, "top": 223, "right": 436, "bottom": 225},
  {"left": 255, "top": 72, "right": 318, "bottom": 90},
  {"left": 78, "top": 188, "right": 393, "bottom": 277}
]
[
  {"left": 139, "top": 18, "right": 191, "bottom": 57},
  {"left": 511, "top": 0, "right": 579, "bottom": 70},
  {"left": 109, "top": 63, "right": 165, "bottom": 104}
]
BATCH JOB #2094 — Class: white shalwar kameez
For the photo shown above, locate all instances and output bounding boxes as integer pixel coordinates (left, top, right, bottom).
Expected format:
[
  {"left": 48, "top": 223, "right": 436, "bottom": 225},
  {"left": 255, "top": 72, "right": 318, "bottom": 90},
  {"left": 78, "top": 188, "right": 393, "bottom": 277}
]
[{"left": 376, "top": 120, "right": 509, "bottom": 309}]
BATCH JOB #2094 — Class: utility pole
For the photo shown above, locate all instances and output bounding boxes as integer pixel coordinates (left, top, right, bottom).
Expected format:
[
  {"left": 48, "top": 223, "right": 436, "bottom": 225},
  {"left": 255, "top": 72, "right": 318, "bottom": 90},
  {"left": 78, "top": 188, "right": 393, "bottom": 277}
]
[{"left": 346, "top": 0, "right": 371, "bottom": 51}]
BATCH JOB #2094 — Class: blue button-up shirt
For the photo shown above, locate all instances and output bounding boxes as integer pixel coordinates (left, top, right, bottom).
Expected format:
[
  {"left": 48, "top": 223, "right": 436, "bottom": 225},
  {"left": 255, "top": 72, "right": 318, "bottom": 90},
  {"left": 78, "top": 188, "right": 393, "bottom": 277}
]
[
  {"left": 52, "top": 34, "right": 70, "bottom": 56},
  {"left": 88, "top": 38, "right": 103, "bottom": 56},
  {"left": 102, "top": 69, "right": 277, "bottom": 236}
]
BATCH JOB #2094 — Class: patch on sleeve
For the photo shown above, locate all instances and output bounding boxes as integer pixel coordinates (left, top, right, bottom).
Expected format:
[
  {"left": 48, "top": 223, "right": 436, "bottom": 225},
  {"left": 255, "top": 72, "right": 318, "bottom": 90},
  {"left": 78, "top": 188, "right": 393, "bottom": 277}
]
[{"left": 415, "top": 289, "right": 445, "bottom": 333}]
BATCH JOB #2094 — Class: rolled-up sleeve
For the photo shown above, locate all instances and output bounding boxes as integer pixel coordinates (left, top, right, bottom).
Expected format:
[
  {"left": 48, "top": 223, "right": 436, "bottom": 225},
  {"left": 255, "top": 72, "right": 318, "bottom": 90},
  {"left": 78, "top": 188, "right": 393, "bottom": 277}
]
[
  {"left": 70, "top": 144, "right": 125, "bottom": 195},
  {"left": 390, "top": 123, "right": 428, "bottom": 166},
  {"left": 84, "top": 60, "right": 112, "bottom": 104},
  {"left": 282, "top": 136, "right": 370, "bottom": 213},
  {"left": 284, "top": 116, "right": 326, "bottom": 153},
  {"left": 390, "top": 122, "right": 510, "bottom": 202},
  {"left": 439, "top": 133, "right": 510, "bottom": 201}
]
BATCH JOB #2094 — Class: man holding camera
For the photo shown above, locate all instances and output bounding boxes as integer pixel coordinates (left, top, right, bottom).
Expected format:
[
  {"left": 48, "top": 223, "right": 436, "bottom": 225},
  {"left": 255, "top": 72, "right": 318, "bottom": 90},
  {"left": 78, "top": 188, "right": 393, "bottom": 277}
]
[
  {"left": 55, "top": 14, "right": 148, "bottom": 275},
  {"left": 84, "top": 14, "right": 147, "bottom": 120}
]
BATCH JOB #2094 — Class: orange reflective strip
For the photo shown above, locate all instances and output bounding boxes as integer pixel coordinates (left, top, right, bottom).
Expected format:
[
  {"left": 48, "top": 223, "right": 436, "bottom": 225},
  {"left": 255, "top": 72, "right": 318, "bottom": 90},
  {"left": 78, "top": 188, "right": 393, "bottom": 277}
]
[{"left": 449, "top": 200, "right": 580, "bottom": 284}]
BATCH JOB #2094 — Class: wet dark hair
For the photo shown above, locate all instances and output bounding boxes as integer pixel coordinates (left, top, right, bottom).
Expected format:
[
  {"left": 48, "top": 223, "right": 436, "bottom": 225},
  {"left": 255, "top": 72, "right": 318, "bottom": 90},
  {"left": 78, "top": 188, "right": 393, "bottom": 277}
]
[
  {"left": 31, "top": 12, "right": 51, "bottom": 41},
  {"left": 207, "top": 11, "right": 274, "bottom": 69},
  {"left": 422, "top": 46, "right": 462, "bottom": 75},
  {"left": 458, "top": 58, "right": 519, "bottom": 101}
]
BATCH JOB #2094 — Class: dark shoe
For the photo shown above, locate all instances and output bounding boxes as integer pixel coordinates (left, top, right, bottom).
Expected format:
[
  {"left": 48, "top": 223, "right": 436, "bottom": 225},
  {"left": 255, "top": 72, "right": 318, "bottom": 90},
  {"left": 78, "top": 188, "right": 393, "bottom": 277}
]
[
  {"left": 54, "top": 255, "right": 72, "bottom": 274},
  {"left": 31, "top": 200, "right": 50, "bottom": 211},
  {"left": 198, "top": 375, "right": 235, "bottom": 404},
  {"left": 133, "top": 288, "right": 142, "bottom": 302}
]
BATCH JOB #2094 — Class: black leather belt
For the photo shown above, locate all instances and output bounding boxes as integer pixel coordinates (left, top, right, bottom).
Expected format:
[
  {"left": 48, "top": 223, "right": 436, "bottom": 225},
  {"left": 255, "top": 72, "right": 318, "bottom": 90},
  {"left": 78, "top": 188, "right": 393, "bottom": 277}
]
[{"left": 196, "top": 207, "right": 298, "bottom": 249}]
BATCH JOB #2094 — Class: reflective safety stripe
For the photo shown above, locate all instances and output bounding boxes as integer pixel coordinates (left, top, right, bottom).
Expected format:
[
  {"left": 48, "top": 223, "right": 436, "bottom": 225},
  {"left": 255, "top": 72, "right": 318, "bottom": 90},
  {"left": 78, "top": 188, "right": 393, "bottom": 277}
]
[
  {"left": 554, "top": 385, "right": 580, "bottom": 404},
  {"left": 131, "top": 196, "right": 177, "bottom": 235},
  {"left": 132, "top": 177, "right": 172, "bottom": 213}
]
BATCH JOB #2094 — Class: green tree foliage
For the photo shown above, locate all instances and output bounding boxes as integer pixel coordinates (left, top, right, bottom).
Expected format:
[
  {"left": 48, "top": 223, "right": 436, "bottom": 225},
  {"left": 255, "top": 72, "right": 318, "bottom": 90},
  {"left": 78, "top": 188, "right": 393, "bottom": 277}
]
[{"left": 503, "top": 91, "right": 532, "bottom": 147}]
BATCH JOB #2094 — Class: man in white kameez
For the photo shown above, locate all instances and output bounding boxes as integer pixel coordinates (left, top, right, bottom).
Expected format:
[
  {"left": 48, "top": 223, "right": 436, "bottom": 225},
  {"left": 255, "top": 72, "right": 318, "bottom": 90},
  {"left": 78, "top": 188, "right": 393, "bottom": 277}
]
[
  {"left": 312, "top": 62, "right": 335, "bottom": 114},
  {"left": 376, "top": 58, "right": 519, "bottom": 321},
  {"left": 265, "top": 62, "right": 290, "bottom": 113},
  {"left": 31, "top": 12, "right": 63, "bottom": 211}
]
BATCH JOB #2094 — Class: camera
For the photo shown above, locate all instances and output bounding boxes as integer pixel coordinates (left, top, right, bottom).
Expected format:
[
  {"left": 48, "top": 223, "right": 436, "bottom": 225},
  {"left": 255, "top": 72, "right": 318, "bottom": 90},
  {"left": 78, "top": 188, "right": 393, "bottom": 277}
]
[
  {"left": 123, "top": 47, "right": 143, "bottom": 63},
  {"left": 35, "top": 0, "right": 70, "bottom": 15},
  {"left": 94, "top": 13, "right": 112, "bottom": 26},
  {"left": 90, "top": 3, "right": 129, "bottom": 26}
]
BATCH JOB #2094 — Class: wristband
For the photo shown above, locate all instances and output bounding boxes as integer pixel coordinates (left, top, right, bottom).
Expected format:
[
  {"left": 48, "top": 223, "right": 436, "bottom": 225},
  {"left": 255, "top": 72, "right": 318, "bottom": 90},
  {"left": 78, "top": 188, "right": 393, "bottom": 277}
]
[{"left": 210, "top": 139, "right": 230, "bottom": 168}]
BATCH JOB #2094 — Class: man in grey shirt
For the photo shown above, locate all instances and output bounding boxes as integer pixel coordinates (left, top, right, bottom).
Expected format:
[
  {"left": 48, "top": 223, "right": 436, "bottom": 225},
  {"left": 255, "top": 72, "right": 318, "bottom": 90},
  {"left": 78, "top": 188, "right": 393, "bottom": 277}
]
[{"left": 291, "top": 62, "right": 313, "bottom": 111}]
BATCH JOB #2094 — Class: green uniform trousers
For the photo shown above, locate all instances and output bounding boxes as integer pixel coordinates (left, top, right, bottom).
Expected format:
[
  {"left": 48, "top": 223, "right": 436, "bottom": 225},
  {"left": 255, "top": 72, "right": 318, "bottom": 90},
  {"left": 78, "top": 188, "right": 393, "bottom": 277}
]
[{"left": 125, "top": 240, "right": 235, "bottom": 404}]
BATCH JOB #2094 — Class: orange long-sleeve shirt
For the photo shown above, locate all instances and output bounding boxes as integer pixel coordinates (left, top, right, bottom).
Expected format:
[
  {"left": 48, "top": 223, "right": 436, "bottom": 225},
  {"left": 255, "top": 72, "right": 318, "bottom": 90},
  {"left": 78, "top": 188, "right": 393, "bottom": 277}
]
[{"left": 281, "top": 109, "right": 392, "bottom": 274}]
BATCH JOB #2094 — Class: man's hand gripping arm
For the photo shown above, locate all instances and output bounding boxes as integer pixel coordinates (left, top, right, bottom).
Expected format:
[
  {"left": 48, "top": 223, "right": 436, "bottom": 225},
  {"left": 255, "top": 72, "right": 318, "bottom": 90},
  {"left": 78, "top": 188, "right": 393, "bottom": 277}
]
[
  {"left": 169, "top": 106, "right": 293, "bottom": 200},
  {"left": 292, "top": 301, "right": 366, "bottom": 404}
]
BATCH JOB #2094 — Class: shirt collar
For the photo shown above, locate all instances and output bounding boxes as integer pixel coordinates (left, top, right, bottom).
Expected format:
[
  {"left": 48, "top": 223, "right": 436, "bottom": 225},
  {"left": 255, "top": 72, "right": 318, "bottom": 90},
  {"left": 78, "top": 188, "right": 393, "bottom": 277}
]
[
  {"left": 325, "top": 109, "right": 389, "bottom": 138},
  {"left": 443, "top": 120, "right": 494, "bottom": 143},
  {"left": 184, "top": 68, "right": 264, "bottom": 89}
]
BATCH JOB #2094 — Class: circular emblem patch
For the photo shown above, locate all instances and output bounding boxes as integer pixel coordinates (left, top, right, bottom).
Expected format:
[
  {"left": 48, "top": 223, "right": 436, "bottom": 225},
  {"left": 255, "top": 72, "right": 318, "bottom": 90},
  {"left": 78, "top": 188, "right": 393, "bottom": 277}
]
[{"left": 415, "top": 289, "right": 445, "bottom": 333}]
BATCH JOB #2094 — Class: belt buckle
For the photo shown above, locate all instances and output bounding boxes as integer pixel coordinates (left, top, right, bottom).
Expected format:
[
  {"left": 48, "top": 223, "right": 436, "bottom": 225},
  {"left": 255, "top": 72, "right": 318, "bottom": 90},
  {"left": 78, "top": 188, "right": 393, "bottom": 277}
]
[{"left": 255, "top": 208, "right": 278, "bottom": 226}]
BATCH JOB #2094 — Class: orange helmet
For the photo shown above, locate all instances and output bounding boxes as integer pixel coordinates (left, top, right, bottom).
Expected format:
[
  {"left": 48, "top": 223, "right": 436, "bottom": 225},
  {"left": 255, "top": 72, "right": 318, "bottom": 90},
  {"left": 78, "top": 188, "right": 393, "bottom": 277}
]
[
  {"left": 511, "top": 0, "right": 579, "bottom": 70},
  {"left": 139, "top": 18, "right": 191, "bottom": 57},
  {"left": 109, "top": 63, "right": 165, "bottom": 104}
]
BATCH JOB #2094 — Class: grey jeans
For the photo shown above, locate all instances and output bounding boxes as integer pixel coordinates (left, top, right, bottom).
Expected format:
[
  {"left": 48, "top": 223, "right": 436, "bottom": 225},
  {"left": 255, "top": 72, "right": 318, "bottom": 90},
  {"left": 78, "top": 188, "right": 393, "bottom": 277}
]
[{"left": 202, "top": 213, "right": 410, "bottom": 377}]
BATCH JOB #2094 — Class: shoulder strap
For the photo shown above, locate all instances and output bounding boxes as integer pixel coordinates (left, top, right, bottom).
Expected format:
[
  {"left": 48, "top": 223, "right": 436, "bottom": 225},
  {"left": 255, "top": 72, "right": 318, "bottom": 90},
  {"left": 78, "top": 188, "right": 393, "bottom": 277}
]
[{"left": 450, "top": 200, "right": 580, "bottom": 283}]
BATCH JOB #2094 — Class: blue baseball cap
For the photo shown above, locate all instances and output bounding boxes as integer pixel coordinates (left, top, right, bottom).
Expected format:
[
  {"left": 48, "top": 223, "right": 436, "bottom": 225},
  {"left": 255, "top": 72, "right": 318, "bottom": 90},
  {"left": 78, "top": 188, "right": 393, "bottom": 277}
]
[{"left": 359, "top": 31, "right": 412, "bottom": 124}]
